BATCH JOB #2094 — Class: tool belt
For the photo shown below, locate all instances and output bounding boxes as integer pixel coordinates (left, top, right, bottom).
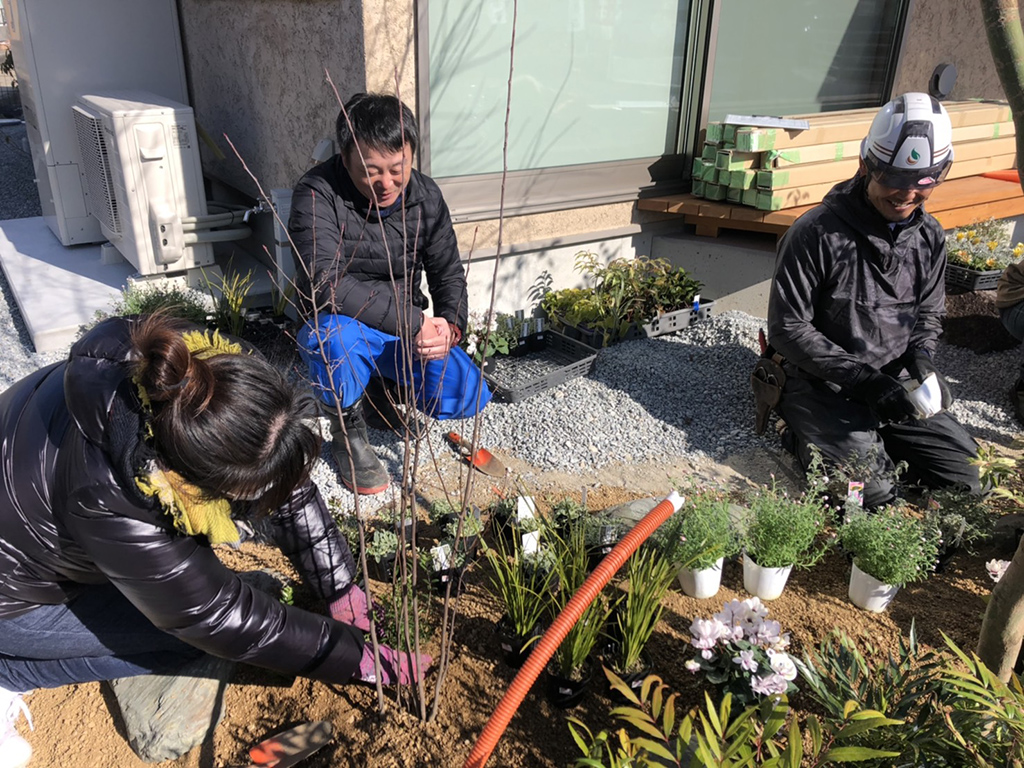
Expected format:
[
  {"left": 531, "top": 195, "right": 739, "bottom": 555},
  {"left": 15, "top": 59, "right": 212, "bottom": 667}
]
[{"left": 751, "top": 349, "right": 786, "bottom": 436}]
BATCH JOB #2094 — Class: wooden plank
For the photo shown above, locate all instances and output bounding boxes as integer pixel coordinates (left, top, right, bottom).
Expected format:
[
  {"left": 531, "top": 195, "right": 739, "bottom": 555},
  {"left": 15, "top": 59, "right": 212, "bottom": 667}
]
[
  {"left": 764, "top": 139, "right": 862, "bottom": 168},
  {"left": 736, "top": 110, "right": 1015, "bottom": 153},
  {"left": 781, "top": 100, "right": 1011, "bottom": 128},
  {"left": 637, "top": 194, "right": 703, "bottom": 215},
  {"left": 952, "top": 136, "right": 1017, "bottom": 161},
  {"left": 932, "top": 197, "right": 1024, "bottom": 229},
  {"left": 756, "top": 181, "right": 837, "bottom": 211},
  {"left": 928, "top": 175, "right": 1024, "bottom": 209},
  {"left": 758, "top": 158, "right": 860, "bottom": 190},
  {"left": 684, "top": 213, "right": 788, "bottom": 238}
]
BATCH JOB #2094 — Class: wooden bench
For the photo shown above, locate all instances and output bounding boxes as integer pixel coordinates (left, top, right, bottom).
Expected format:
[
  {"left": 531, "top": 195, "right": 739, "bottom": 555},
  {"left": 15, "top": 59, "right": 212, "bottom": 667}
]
[{"left": 638, "top": 175, "right": 1024, "bottom": 238}]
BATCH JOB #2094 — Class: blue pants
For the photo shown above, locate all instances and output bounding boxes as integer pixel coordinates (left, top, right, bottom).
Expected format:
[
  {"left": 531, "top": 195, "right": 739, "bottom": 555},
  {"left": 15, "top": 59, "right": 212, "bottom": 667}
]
[
  {"left": 298, "top": 315, "right": 492, "bottom": 417},
  {"left": 0, "top": 584, "right": 203, "bottom": 690}
]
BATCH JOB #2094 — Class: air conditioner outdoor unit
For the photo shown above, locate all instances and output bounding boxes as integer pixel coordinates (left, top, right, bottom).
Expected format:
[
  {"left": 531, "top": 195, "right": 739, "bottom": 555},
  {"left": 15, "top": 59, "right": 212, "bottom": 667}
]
[{"left": 73, "top": 90, "right": 214, "bottom": 276}]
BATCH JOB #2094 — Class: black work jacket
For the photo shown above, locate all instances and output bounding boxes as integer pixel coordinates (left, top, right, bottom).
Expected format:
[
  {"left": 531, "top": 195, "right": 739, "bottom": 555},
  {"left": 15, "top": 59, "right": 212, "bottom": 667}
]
[
  {"left": 767, "top": 175, "right": 946, "bottom": 388},
  {"left": 0, "top": 317, "right": 362, "bottom": 684},
  {"left": 288, "top": 157, "right": 469, "bottom": 338}
]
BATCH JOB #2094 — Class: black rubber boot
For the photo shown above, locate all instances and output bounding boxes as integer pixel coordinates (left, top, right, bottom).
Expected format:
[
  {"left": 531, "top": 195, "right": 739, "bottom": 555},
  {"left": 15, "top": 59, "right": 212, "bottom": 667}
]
[
  {"left": 363, "top": 377, "right": 428, "bottom": 433},
  {"left": 330, "top": 399, "right": 390, "bottom": 494}
]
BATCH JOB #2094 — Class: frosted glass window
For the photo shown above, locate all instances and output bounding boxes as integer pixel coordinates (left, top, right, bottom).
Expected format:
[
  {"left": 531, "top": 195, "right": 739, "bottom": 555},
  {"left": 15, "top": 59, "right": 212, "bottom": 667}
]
[
  {"left": 707, "top": 0, "right": 904, "bottom": 120},
  {"left": 428, "top": 0, "right": 689, "bottom": 178}
]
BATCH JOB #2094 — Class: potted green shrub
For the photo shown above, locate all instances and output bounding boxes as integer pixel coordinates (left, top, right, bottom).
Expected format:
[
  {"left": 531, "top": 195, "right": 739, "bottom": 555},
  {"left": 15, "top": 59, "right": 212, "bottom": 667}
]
[
  {"left": 482, "top": 530, "right": 556, "bottom": 668},
  {"left": 665, "top": 491, "right": 739, "bottom": 599},
  {"left": 740, "top": 483, "right": 830, "bottom": 600},
  {"left": 604, "top": 545, "right": 675, "bottom": 695},
  {"left": 366, "top": 529, "right": 400, "bottom": 582},
  {"left": 839, "top": 507, "right": 940, "bottom": 612},
  {"left": 546, "top": 524, "right": 610, "bottom": 708}
]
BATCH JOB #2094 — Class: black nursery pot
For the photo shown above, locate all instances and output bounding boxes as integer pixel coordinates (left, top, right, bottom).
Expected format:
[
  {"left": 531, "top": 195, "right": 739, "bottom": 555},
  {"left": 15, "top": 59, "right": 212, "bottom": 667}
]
[
  {"left": 370, "top": 553, "right": 397, "bottom": 582},
  {"left": 496, "top": 616, "right": 543, "bottom": 669},
  {"left": 600, "top": 646, "right": 653, "bottom": 703},
  {"left": 587, "top": 525, "right": 622, "bottom": 571},
  {"left": 431, "top": 566, "right": 466, "bottom": 596},
  {"left": 544, "top": 659, "right": 594, "bottom": 709}
]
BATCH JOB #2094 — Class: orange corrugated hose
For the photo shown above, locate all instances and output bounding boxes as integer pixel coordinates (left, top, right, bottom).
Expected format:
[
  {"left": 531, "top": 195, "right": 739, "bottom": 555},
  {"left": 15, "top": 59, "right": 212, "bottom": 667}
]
[{"left": 462, "top": 491, "right": 684, "bottom": 768}]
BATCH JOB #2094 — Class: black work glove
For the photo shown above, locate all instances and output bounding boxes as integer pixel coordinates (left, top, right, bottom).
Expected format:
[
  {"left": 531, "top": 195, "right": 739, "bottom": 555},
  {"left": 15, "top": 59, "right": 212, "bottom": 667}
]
[
  {"left": 900, "top": 349, "right": 953, "bottom": 410},
  {"left": 849, "top": 367, "right": 918, "bottom": 424}
]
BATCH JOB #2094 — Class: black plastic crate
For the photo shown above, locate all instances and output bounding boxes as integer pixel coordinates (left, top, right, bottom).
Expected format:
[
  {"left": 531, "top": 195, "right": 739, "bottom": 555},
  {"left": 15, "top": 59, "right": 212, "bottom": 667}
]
[
  {"left": 484, "top": 331, "right": 599, "bottom": 403},
  {"left": 945, "top": 264, "right": 1003, "bottom": 292}
]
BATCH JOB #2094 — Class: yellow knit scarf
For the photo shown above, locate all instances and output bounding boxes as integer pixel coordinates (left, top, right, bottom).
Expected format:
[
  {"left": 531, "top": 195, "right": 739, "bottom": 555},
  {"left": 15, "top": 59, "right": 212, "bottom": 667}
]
[{"left": 132, "top": 328, "right": 246, "bottom": 545}]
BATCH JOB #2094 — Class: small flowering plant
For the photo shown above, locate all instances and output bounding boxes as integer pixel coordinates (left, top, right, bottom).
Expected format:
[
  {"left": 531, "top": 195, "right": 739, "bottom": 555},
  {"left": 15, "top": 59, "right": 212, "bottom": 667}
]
[
  {"left": 987, "top": 559, "right": 1011, "bottom": 583},
  {"left": 686, "top": 597, "right": 799, "bottom": 706},
  {"left": 946, "top": 218, "right": 1024, "bottom": 271},
  {"left": 839, "top": 507, "right": 940, "bottom": 588},
  {"left": 461, "top": 309, "right": 523, "bottom": 364},
  {"left": 741, "top": 481, "right": 830, "bottom": 569}
]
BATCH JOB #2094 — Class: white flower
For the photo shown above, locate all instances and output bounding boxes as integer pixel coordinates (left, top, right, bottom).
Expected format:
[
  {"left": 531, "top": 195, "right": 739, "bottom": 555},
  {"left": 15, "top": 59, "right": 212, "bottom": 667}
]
[
  {"left": 753, "top": 619, "right": 782, "bottom": 648},
  {"left": 689, "top": 617, "right": 726, "bottom": 651},
  {"left": 987, "top": 559, "right": 1011, "bottom": 583},
  {"left": 769, "top": 652, "right": 798, "bottom": 682},
  {"left": 732, "top": 649, "right": 758, "bottom": 672},
  {"left": 685, "top": 659, "right": 701, "bottom": 673},
  {"left": 750, "top": 673, "right": 789, "bottom": 696},
  {"left": 701, "top": 648, "right": 715, "bottom": 660}
]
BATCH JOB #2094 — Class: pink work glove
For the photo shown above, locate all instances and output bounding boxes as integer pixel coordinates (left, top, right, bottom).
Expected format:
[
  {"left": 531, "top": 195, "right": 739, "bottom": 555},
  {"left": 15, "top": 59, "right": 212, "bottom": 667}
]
[
  {"left": 354, "top": 642, "right": 432, "bottom": 686},
  {"left": 328, "top": 583, "right": 372, "bottom": 633}
]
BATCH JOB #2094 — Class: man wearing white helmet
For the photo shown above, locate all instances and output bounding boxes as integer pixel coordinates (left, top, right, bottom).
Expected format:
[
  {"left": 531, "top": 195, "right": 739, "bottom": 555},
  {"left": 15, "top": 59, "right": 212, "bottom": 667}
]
[{"left": 763, "top": 92, "right": 981, "bottom": 508}]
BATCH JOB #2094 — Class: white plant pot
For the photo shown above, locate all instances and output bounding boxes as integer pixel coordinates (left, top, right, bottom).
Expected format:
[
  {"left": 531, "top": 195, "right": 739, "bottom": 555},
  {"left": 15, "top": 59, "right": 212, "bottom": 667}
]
[
  {"left": 742, "top": 554, "right": 792, "bottom": 601},
  {"left": 848, "top": 561, "right": 899, "bottom": 613},
  {"left": 676, "top": 557, "right": 725, "bottom": 599}
]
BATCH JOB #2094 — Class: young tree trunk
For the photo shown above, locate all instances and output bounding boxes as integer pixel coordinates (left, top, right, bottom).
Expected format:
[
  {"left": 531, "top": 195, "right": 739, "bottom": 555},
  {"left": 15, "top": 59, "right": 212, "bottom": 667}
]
[
  {"left": 979, "top": 0, "right": 1024, "bottom": 197},
  {"left": 977, "top": 534, "right": 1024, "bottom": 680},
  {"left": 977, "top": 0, "right": 1024, "bottom": 678}
]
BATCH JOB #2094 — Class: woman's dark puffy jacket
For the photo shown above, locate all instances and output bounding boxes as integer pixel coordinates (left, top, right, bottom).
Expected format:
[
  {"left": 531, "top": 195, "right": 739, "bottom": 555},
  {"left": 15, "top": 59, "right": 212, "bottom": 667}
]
[
  {"left": 288, "top": 157, "right": 469, "bottom": 338},
  {"left": 0, "top": 317, "right": 362, "bottom": 684}
]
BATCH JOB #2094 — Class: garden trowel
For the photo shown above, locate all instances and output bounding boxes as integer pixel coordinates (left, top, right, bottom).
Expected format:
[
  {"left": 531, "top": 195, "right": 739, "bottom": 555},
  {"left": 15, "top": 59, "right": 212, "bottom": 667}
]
[
  {"left": 446, "top": 432, "right": 506, "bottom": 477},
  {"left": 247, "top": 721, "right": 333, "bottom": 768}
]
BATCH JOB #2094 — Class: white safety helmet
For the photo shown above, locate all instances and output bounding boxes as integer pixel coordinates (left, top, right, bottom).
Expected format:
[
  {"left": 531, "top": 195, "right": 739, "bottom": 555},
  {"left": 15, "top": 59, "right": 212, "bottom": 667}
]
[{"left": 860, "top": 92, "right": 954, "bottom": 189}]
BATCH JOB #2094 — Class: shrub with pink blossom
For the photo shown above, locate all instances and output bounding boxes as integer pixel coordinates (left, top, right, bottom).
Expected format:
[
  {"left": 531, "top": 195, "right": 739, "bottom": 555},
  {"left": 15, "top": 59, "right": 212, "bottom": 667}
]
[{"left": 685, "top": 597, "right": 799, "bottom": 706}]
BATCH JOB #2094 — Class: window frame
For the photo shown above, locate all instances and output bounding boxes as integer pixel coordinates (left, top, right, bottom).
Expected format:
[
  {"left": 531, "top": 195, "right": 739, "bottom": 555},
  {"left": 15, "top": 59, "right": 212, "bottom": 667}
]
[{"left": 416, "top": 0, "right": 910, "bottom": 223}]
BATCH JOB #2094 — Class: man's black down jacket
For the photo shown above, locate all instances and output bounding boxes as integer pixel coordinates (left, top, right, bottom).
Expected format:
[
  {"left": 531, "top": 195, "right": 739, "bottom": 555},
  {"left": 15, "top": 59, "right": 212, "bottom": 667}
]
[
  {"left": 767, "top": 175, "right": 946, "bottom": 388},
  {"left": 0, "top": 317, "right": 363, "bottom": 684},
  {"left": 288, "top": 157, "right": 469, "bottom": 338}
]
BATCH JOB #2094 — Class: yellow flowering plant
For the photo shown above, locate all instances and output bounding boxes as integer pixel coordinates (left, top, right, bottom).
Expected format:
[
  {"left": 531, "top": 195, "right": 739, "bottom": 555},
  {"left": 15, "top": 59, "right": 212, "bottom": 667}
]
[{"left": 946, "top": 218, "right": 1024, "bottom": 271}]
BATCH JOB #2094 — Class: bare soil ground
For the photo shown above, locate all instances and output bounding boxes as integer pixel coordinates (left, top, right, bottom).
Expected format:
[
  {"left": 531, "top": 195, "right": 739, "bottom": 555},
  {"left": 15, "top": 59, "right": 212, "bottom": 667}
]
[{"left": 17, "top": 290, "right": 1022, "bottom": 768}]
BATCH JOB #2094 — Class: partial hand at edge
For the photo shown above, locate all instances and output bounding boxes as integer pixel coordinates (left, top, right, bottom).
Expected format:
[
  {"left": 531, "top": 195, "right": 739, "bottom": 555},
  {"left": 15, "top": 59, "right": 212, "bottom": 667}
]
[
  {"left": 353, "top": 642, "right": 432, "bottom": 686},
  {"left": 327, "top": 583, "right": 372, "bottom": 632},
  {"left": 414, "top": 315, "right": 453, "bottom": 362},
  {"left": 849, "top": 368, "right": 918, "bottom": 425}
]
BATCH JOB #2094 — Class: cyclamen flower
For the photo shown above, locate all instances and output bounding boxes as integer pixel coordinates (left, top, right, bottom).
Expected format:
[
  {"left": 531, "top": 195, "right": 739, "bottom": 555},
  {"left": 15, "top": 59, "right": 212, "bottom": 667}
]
[
  {"left": 987, "top": 559, "right": 1011, "bottom": 583},
  {"left": 685, "top": 660, "right": 702, "bottom": 674},
  {"left": 750, "top": 673, "right": 789, "bottom": 696},
  {"left": 753, "top": 619, "right": 783, "bottom": 648},
  {"left": 732, "top": 649, "right": 758, "bottom": 672},
  {"left": 769, "top": 652, "right": 798, "bottom": 682},
  {"left": 689, "top": 617, "right": 726, "bottom": 651}
]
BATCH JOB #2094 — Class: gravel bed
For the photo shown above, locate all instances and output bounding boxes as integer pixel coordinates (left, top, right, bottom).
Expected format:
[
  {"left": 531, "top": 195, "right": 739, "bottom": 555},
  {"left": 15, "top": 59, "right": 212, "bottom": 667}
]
[{"left": 2, "top": 131, "right": 1020, "bottom": 517}]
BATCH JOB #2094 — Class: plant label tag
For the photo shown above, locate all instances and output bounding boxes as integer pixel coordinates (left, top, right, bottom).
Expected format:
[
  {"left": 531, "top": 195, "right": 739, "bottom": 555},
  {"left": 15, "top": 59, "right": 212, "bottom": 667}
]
[
  {"left": 521, "top": 530, "right": 540, "bottom": 555},
  {"left": 846, "top": 482, "right": 864, "bottom": 508},
  {"left": 516, "top": 496, "right": 537, "bottom": 521},
  {"left": 431, "top": 543, "right": 452, "bottom": 571},
  {"left": 693, "top": 293, "right": 701, "bottom": 313}
]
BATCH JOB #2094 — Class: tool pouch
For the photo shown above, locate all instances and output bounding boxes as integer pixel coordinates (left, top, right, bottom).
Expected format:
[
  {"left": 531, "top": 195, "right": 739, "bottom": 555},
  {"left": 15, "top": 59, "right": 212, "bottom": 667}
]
[{"left": 751, "top": 356, "right": 786, "bottom": 435}]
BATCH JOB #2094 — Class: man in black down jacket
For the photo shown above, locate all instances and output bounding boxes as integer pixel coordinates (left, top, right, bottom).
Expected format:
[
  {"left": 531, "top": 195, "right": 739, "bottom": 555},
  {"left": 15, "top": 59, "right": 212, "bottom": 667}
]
[
  {"left": 289, "top": 93, "right": 490, "bottom": 496},
  {"left": 766, "top": 93, "right": 981, "bottom": 509}
]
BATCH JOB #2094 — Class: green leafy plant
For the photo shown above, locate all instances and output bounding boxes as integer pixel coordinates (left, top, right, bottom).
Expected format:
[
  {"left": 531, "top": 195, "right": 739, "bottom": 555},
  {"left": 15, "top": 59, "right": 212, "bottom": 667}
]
[
  {"left": 921, "top": 487, "right": 999, "bottom": 554},
  {"left": 741, "top": 482, "right": 831, "bottom": 569},
  {"left": 608, "top": 545, "right": 675, "bottom": 676},
  {"left": 796, "top": 625, "right": 946, "bottom": 763},
  {"left": 481, "top": 522, "right": 556, "bottom": 641},
  {"left": 839, "top": 507, "right": 940, "bottom": 587},
  {"left": 946, "top": 217, "right": 1023, "bottom": 271},
  {"left": 278, "top": 584, "right": 295, "bottom": 606},
  {"left": 366, "top": 529, "right": 399, "bottom": 563},
  {"left": 663, "top": 489, "right": 739, "bottom": 570},
  {"left": 203, "top": 267, "right": 255, "bottom": 337},
  {"left": 549, "top": 496, "right": 588, "bottom": 532},
  {"left": 568, "top": 670, "right": 902, "bottom": 767},
  {"left": 102, "top": 281, "right": 210, "bottom": 325},
  {"left": 549, "top": 524, "right": 611, "bottom": 680}
]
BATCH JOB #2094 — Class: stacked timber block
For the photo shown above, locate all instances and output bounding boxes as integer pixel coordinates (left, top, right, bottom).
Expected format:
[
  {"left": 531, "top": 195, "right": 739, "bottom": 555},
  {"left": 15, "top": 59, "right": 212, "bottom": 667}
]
[{"left": 691, "top": 101, "right": 1015, "bottom": 212}]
